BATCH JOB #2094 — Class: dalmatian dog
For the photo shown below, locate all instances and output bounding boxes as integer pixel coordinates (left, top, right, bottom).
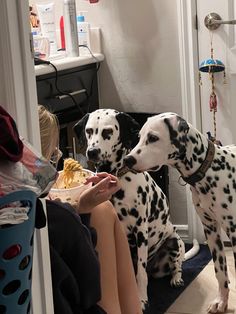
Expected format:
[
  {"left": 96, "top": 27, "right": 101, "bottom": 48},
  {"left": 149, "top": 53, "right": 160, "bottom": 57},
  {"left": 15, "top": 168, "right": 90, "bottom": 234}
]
[
  {"left": 73, "top": 109, "right": 198, "bottom": 309},
  {"left": 124, "top": 111, "right": 236, "bottom": 313}
]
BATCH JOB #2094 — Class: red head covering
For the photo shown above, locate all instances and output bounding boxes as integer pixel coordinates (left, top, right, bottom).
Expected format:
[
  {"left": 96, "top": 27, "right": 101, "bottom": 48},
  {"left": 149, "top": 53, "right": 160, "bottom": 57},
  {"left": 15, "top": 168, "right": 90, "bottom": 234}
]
[{"left": 0, "top": 106, "right": 23, "bottom": 162}]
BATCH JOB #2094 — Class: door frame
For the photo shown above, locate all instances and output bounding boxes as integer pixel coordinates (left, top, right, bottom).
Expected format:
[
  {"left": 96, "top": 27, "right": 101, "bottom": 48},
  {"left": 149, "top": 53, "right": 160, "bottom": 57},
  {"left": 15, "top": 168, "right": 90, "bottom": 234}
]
[
  {"left": 0, "top": 1, "right": 54, "bottom": 313},
  {"left": 177, "top": 0, "right": 206, "bottom": 243},
  {"left": 0, "top": 3, "right": 205, "bottom": 312}
]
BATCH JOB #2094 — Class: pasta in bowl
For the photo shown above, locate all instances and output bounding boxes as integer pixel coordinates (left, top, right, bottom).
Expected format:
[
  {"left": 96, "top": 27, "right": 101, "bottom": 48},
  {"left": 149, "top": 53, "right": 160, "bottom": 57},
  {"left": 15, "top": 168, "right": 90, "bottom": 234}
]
[{"left": 49, "top": 158, "right": 94, "bottom": 203}]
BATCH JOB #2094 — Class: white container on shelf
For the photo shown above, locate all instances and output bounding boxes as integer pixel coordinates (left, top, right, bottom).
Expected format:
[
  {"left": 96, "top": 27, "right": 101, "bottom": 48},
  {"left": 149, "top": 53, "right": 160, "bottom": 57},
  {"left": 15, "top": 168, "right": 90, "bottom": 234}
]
[
  {"left": 36, "top": 3, "right": 58, "bottom": 56},
  {"left": 77, "top": 12, "right": 91, "bottom": 56},
  {"left": 63, "top": 0, "right": 79, "bottom": 57},
  {"left": 90, "top": 27, "right": 102, "bottom": 53},
  {"left": 33, "top": 35, "right": 50, "bottom": 59}
]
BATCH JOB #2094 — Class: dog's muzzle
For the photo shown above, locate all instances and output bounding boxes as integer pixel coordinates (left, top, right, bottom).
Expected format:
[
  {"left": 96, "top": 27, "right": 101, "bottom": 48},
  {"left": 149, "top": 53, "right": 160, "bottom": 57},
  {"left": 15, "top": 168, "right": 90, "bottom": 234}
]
[
  {"left": 87, "top": 148, "right": 101, "bottom": 162},
  {"left": 123, "top": 155, "right": 137, "bottom": 169}
]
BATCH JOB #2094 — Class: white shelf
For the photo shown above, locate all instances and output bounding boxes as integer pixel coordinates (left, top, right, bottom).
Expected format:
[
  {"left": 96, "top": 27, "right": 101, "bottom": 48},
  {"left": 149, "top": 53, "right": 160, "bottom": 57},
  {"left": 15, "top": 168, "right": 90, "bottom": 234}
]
[{"left": 35, "top": 53, "right": 104, "bottom": 76}]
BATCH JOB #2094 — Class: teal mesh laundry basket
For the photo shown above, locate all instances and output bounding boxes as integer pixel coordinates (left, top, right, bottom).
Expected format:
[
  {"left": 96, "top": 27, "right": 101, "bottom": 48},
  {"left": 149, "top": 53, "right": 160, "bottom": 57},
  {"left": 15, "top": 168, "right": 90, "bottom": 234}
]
[{"left": 0, "top": 190, "right": 37, "bottom": 314}]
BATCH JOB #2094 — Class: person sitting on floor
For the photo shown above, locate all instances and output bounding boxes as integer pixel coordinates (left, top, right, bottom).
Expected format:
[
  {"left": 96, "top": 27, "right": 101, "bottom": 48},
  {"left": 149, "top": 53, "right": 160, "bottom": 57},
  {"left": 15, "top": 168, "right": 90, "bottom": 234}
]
[{"left": 38, "top": 105, "right": 142, "bottom": 314}]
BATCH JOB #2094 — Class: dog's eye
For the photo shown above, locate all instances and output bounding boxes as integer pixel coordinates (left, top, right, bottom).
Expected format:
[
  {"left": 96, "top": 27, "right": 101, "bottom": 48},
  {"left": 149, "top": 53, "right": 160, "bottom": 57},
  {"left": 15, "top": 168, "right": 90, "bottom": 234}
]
[
  {"left": 147, "top": 134, "right": 159, "bottom": 143},
  {"left": 102, "top": 128, "right": 113, "bottom": 139},
  {"left": 86, "top": 128, "right": 93, "bottom": 136}
]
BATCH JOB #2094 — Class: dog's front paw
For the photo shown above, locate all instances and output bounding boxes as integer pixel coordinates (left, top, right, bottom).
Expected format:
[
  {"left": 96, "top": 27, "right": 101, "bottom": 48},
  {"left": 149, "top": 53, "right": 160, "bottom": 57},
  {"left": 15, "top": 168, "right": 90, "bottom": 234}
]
[
  {"left": 170, "top": 273, "right": 184, "bottom": 287},
  {"left": 207, "top": 299, "right": 228, "bottom": 313},
  {"left": 141, "top": 299, "right": 149, "bottom": 313},
  {"left": 207, "top": 288, "right": 229, "bottom": 313}
]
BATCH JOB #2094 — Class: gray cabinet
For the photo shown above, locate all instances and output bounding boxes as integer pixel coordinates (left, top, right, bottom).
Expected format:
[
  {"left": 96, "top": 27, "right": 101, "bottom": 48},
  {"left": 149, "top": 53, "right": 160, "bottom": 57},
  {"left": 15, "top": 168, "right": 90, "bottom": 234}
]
[
  {"left": 36, "top": 62, "right": 100, "bottom": 169},
  {"left": 36, "top": 63, "right": 99, "bottom": 124}
]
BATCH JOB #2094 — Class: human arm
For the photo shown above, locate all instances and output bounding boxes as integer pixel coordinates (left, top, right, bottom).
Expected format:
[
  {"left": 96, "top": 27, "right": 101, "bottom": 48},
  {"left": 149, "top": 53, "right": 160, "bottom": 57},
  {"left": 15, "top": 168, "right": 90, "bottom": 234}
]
[{"left": 73, "top": 172, "right": 120, "bottom": 214}]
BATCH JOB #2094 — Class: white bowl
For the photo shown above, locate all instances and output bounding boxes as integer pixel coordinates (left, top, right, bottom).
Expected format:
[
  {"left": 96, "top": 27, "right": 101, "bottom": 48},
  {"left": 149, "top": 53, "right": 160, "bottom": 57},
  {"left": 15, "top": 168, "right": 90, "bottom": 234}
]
[{"left": 49, "top": 169, "right": 94, "bottom": 203}]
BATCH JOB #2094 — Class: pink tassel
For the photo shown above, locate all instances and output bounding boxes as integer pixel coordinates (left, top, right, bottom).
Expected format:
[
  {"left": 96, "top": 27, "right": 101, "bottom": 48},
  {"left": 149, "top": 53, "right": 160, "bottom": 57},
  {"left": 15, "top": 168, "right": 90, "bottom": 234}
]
[{"left": 209, "top": 92, "right": 217, "bottom": 112}]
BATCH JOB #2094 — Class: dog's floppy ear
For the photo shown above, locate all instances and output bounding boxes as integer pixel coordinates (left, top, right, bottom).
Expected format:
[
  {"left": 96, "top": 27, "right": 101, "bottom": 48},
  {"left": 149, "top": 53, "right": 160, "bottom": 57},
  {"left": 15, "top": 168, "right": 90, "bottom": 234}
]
[
  {"left": 177, "top": 116, "right": 189, "bottom": 134},
  {"left": 176, "top": 116, "right": 189, "bottom": 157},
  {"left": 116, "top": 112, "right": 140, "bottom": 149},
  {"left": 73, "top": 113, "right": 89, "bottom": 148},
  {"left": 164, "top": 115, "right": 189, "bottom": 158}
]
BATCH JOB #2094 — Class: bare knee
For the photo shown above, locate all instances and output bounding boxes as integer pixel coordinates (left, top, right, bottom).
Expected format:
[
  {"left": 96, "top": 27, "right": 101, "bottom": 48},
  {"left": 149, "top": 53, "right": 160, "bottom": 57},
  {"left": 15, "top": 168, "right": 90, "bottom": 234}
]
[{"left": 90, "top": 201, "right": 118, "bottom": 227}]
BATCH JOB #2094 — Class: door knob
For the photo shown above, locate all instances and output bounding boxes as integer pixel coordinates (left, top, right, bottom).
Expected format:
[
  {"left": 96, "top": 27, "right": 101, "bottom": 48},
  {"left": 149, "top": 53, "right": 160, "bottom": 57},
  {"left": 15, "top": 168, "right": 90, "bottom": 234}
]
[{"left": 204, "top": 12, "right": 236, "bottom": 30}]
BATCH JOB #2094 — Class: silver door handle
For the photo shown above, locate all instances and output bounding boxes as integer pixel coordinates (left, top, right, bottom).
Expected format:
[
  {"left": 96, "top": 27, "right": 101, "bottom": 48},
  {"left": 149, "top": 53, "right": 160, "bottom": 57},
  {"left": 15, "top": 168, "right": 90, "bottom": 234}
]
[{"left": 205, "top": 12, "right": 236, "bottom": 30}]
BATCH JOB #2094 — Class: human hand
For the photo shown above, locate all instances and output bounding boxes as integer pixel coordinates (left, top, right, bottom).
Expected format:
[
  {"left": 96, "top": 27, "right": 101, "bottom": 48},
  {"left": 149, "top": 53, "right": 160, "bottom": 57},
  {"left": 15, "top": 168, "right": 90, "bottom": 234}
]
[{"left": 73, "top": 172, "right": 121, "bottom": 214}]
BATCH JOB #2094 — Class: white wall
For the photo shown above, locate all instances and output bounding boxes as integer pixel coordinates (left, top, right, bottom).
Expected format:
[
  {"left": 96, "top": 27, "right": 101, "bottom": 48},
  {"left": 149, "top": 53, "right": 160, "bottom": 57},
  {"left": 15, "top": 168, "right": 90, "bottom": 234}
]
[
  {"left": 29, "top": 0, "right": 188, "bottom": 224},
  {"left": 30, "top": 0, "right": 182, "bottom": 113},
  {"left": 82, "top": 0, "right": 188, "bottom": 224},
  {"left": 0, "top": 51, "right": 6, "bottom": 105},
  {"left": 81, "top": 0, "right": 182, "bottom": 115}
]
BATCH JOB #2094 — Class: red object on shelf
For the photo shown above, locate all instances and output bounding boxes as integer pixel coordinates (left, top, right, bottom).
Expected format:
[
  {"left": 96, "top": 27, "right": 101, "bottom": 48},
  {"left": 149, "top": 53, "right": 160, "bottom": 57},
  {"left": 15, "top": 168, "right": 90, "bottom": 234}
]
[
  {"left": 60, "top": 16, "right": 65, "bottom": 49},
  {"left": 89, "top": 0, "right": 99, "bottom": 3}
]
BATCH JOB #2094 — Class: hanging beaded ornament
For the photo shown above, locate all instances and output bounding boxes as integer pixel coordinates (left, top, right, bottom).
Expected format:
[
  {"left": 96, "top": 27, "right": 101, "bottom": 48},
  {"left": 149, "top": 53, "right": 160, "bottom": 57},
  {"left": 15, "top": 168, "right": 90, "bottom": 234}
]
[{"left": 199, "top": 34, "right": 225, "bottom": 145}]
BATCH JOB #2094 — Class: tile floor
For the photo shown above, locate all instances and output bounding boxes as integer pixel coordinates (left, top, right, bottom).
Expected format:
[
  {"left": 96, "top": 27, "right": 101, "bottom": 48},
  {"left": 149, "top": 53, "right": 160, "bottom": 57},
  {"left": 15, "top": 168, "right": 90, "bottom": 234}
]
[{"left": 165, "top": 248, "right": 236, "bottom": 314}]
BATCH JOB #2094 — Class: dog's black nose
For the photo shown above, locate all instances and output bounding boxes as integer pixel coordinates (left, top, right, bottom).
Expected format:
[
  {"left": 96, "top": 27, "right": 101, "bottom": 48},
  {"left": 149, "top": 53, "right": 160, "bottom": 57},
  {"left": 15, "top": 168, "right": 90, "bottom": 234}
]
[
  {"left": 123, "top": 155, "right": 137, "bottom": 169},
  {"left": 87, "top": 148, "right": 101, "bottom": 161}
]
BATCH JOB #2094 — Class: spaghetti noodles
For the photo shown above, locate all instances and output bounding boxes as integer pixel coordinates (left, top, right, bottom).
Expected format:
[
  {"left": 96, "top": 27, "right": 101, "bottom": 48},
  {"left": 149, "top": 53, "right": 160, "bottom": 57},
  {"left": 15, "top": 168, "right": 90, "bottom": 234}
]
[{"left": 62, "top": 158, "right": 88, "bottom": 188}]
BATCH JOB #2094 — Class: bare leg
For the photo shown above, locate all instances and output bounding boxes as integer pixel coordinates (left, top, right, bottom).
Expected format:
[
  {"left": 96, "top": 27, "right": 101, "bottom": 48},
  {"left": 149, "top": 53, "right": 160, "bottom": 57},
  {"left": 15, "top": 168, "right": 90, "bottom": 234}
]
[
  {"left": 90, "top": 201, "right": 142, "bottom": 314},
  {"left": 113, "top": 210, "right": 142, "bottom": 314}
]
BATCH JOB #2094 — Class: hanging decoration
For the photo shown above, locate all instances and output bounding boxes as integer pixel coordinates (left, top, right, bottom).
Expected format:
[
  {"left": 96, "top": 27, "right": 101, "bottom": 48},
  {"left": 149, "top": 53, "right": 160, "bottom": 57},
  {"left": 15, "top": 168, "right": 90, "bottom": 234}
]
[{"left": 199, "top": 34, "right": 225, "bottom": 145}]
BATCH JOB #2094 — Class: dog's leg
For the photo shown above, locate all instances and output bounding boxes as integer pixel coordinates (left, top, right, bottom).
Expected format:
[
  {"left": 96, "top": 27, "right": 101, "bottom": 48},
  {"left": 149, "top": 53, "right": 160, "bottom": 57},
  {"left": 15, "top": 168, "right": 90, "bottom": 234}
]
[
  {"left": 225, "top": 229, "right": 236, "bottom": 286},
  {"left": 191, "top": 188, "right": 229, "bottom": 313},
  {"left": 204, "top": 224, "right": 229, "bottom": 313},
  {"left": 168, "top": 232, "right": 185, "bottom": 287},
  {"left": 136, "top": 236, "right": 149, "bottom": 310},
  {"left": 151, "top": 234, "right": 185, "bottom": 287}
]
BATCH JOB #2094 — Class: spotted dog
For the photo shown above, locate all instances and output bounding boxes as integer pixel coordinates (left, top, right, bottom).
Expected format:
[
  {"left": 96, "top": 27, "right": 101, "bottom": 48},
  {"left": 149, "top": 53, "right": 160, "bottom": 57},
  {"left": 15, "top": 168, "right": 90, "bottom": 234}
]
[
  {"left": 74, "top": 109, "right": 198, "bottom": 309},
  {"left": 124, "top": 112, "right": 236, "bottom": 313}
]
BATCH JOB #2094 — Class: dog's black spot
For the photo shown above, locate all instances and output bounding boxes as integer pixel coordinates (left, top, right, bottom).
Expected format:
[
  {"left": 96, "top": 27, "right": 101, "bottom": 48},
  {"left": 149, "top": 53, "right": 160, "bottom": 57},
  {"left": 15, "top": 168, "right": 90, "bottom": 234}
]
[
  {"left": 115, "top": 189, "right": 125, "bottom": 200},
  {"left": 216, "top": 237, "right": 223, "bottom": 251},
  {"left": 130, "top": 208, "right": 139, "bottom": 218},
  {"left": 121, "top": 208, "right": 127, "bottom": 216},
  {"left": 204, "top": 213, "right": 213, "bottom": 222},
  {"left": 136, "top": 216, "right": 143, "bottom": 226},
  {"left": 158, "top": 198, "right": 165, "bottom": 211},
  {"left": 115, "top": 149, "right": 123, "bottom": 163},
  {"left": 124, "top": 176, "right": 131, "bottom": 182},
  {"left": 228, "top": 196, "right": 233, "bottom": 203},
  {"left": 137, "top": 186, "right": 147, "bottom": 205},
  {"left": 150, "top": 231, "right": 156, "bottom": 238},
  {"left": 222, "top": 203, "right": 228, "bottom": 209},
  {"left": 212, "top": 248, "right": 217, "bottom": 262},
  {"left": 232, "top": 236, "right": 236, "bottom": 246},
  {"left": 137, "top": 232, "right": 147, "bottom": 247}
]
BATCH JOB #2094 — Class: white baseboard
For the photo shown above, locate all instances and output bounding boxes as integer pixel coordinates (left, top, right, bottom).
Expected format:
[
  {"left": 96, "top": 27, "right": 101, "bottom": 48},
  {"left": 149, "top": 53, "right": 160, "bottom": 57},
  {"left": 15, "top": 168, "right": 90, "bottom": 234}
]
[{"left": 175, "top": 224, "right": 191, "bottom": 243}]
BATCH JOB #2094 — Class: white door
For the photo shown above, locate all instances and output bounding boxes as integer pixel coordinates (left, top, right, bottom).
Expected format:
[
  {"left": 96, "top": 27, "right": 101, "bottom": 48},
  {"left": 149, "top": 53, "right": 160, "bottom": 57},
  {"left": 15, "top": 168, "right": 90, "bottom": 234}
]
[
  {"left": 197, "top": 0, "right": 236, "bottom": 146},
  {"left": 177, "top": 0, "right": 236, "bottom": 243},
  {"left": 197, "top": 0, "right": 236, "bottom": 242}
]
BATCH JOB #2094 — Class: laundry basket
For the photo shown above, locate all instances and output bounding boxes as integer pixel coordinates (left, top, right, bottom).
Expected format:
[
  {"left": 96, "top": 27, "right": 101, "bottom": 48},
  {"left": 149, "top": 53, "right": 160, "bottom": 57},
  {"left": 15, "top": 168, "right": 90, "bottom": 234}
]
[{"left": 0, "top": 190, "right": 37, "bottom": 314}]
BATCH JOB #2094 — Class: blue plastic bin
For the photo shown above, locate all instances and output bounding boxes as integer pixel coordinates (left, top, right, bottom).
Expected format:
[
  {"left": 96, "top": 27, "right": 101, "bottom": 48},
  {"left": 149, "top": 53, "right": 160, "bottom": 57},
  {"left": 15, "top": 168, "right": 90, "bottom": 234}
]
[{"left": 0, "top": 190, "right": 36, "bottom": 314}]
